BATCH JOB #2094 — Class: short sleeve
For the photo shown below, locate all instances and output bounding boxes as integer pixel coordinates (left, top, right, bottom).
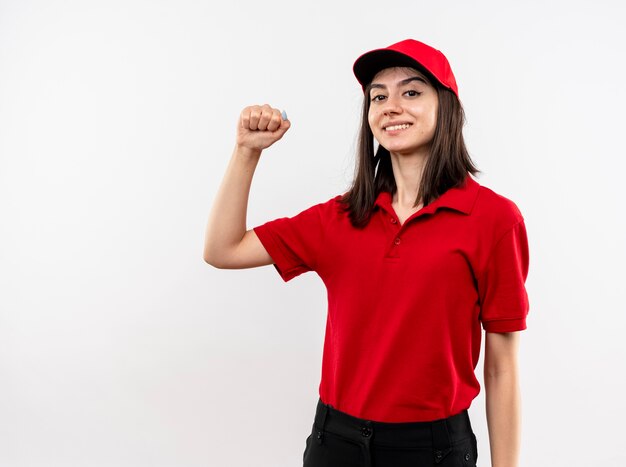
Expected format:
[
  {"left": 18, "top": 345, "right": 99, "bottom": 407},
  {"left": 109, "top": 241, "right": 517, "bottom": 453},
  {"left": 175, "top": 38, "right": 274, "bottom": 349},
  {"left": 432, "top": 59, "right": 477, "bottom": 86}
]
[
  {"left": 252, "top": 200, "right": 330, "bottom": 282},
  {"left": 477, "top": 219, "right": 530, "bottom": 332}
]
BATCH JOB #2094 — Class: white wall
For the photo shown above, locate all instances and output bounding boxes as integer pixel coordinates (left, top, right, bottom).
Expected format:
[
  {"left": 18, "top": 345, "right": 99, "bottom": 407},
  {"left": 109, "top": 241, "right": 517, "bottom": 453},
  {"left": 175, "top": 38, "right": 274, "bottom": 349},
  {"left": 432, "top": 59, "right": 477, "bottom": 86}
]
[{"left": 1, "top": 0, "right": 625, "bottom": 466}]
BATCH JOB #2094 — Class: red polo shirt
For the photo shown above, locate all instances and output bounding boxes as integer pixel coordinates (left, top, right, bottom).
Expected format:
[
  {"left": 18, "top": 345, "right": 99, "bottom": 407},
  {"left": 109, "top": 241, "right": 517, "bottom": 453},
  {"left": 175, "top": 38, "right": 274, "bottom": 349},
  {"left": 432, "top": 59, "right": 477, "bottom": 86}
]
[{"left": 252, "top": 174, "right": 529, "bottom": 422}]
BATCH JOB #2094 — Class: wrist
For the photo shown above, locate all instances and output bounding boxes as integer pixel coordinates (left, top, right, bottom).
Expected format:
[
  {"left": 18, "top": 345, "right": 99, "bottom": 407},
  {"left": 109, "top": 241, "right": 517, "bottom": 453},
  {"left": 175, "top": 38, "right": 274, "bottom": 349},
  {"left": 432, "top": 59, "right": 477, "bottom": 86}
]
[{"left": 233, "top": 144, "right": 262, "bottom": 159}]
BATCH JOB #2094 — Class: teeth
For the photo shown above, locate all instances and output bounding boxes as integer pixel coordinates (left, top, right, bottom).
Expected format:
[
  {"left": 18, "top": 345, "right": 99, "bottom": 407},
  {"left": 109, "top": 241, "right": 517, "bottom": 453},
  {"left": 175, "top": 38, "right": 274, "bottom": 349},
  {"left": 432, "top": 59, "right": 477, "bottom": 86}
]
[{"left": 385, "top": 124, "right": 411, "bottom": 131}]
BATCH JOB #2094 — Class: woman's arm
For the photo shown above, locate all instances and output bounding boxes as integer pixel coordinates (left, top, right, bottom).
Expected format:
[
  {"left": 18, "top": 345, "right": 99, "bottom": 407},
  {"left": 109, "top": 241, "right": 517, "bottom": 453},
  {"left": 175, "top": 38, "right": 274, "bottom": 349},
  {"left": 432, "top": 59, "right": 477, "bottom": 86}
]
[
  {"left": 484, "top": 331, "right": 522, "bottom": 467},
  {"left": 203, "top": 105, "right": 290, "bottom": 268}
]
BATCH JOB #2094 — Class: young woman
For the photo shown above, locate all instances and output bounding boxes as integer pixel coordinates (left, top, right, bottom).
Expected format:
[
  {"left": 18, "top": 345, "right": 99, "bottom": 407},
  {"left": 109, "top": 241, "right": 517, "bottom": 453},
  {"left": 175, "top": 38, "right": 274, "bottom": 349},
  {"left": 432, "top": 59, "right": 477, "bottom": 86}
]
[{"left": 204, "top": 39, "right": 529, "bottom": 467}]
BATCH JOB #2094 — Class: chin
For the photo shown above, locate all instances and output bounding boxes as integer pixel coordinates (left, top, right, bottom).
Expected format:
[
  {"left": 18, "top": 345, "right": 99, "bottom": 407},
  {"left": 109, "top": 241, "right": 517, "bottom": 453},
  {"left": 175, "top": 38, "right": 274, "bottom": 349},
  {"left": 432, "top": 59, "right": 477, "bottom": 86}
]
[
  {"left": 381, "top": 143, "right": 420, "bottom": 155},
  {"left": 380, "top": 138, "right": 431, "bottom": 156}
]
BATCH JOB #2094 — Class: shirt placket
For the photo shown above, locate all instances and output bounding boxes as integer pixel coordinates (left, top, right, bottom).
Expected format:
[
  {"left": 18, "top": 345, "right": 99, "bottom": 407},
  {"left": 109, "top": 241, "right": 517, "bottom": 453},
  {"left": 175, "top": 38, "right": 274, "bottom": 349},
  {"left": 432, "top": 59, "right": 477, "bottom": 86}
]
[{"left": 381, "top": 204, "right": 435, "bottom": 259}]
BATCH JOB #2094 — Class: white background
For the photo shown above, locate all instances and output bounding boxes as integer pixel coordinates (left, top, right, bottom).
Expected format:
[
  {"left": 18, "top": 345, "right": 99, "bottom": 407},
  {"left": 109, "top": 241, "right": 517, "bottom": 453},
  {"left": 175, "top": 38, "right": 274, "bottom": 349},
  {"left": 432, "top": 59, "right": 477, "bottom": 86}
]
[{"left": 1, "top": 1, "right": 625, "bottom": 466}]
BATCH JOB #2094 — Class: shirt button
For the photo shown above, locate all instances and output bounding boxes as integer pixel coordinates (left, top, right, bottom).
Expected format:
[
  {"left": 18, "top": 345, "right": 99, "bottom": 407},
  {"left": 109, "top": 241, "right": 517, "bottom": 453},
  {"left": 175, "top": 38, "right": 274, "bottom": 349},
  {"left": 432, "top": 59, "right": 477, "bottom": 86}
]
[
  {"left": 390, "top": 217, "right": 397, "bottom": 224},
  {"left": 465, "top": 452, "right": 471, "bottom": 461},
  {"left": 394, "top": 237, "right": 401, "bottom": 245},
  {"left": 361, "top": 426, "right": 372, "bottom": 437}
]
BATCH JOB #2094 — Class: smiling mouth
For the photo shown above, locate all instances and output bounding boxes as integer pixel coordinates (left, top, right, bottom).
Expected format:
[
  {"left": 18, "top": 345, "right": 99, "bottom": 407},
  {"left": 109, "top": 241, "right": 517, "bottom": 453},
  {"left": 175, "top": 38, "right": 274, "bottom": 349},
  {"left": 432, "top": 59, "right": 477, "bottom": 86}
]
[{"left": 384, "top": 123, "right": 412, "bottom": 131}]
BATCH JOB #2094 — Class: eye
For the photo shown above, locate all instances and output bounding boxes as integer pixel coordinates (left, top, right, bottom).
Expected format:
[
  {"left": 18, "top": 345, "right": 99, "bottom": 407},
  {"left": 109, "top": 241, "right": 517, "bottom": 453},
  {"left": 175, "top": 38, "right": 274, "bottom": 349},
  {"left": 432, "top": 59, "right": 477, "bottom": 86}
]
[
  {"left": 405, "top": 90, "right": 421, "bottom": 97},
  {"left": 371, "top": 94, "right": 386, "bottom": 102}
]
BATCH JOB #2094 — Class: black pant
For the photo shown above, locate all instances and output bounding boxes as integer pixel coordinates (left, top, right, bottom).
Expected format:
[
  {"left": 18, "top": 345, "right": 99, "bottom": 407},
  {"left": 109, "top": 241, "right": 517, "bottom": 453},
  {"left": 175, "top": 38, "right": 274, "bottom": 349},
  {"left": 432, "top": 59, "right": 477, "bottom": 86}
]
[{"left": 302, "top": 398, "right": 478, "bottom": 467}]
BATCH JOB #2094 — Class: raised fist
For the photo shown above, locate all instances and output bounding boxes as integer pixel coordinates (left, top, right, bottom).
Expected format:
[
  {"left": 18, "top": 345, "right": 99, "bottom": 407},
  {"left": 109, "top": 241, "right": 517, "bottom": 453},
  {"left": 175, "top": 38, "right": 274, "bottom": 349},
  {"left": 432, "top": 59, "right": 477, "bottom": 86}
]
[{"left": 236, "top": 104, "right": 291, "bottom": 152}]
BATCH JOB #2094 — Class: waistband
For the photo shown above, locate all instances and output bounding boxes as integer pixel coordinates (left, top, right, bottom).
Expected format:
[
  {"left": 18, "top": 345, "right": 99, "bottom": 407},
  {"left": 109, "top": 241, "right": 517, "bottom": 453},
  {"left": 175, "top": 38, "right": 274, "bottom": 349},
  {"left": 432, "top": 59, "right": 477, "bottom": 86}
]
[{"left": 312, "top": 397, "right": 474, "bottom": 465}]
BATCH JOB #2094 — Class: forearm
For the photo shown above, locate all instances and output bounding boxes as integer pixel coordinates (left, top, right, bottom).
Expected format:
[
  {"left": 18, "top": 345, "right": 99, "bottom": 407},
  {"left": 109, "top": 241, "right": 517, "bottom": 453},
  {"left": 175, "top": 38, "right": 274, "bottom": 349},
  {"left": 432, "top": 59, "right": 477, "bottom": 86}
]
[
  {"left": 484, "top": 370, "right": 521, "bottom": 467},
  {"left": 203, "top": 144, "right": 261, "bottom": 265}
]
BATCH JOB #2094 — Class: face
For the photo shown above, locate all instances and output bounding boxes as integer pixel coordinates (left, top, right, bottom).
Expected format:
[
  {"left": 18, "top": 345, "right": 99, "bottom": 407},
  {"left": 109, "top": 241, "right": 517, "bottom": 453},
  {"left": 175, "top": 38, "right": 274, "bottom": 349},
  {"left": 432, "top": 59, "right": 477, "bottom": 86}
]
[{"left": 367, "top": 67, "right": 439, "bottom": 158}]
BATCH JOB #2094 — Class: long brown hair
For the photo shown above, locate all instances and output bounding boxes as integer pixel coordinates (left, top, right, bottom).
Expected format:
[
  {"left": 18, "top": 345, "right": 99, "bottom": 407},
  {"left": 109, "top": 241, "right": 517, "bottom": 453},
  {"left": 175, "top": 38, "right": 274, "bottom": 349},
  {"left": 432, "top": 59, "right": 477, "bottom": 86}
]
[{"left": 339, "top": 66, "right": 480, "bottom": 228}]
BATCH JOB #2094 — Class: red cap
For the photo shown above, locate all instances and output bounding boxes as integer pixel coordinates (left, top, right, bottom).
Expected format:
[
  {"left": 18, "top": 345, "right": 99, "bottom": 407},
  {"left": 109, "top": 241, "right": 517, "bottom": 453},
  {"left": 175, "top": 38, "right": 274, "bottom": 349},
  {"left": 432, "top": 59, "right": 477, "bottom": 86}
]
[{"left": 353, "top": 39, "right": 459, "bottom": 98}]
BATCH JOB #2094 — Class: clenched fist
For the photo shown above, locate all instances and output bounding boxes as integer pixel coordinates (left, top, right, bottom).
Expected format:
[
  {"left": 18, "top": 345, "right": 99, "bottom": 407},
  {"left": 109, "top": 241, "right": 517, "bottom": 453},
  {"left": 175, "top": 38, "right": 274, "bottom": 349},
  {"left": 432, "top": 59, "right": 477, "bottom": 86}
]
[{"left": 236, "top": 104, "right": 291, "bottom": 153}]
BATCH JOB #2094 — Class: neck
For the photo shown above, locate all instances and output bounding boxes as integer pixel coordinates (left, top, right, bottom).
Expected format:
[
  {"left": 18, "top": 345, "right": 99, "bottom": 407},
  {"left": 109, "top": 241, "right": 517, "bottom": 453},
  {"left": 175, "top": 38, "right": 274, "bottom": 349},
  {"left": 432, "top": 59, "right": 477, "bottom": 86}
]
[{"left": 389, "top": 150, "right": 428, "bottom": 208}]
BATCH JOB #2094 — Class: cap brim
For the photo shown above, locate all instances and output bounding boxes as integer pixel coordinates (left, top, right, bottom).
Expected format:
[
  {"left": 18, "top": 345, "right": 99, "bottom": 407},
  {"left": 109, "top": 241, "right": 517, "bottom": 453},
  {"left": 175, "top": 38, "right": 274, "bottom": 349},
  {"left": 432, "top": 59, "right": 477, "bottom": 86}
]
[{"left": 353, "top": 49, "right": 433, "bottom": 89}]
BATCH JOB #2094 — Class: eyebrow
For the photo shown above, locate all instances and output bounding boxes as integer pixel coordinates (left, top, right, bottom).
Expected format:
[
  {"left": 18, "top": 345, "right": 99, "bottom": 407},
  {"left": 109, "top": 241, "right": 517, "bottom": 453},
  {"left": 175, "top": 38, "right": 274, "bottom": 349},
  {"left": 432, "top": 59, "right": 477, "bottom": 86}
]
[{"left": 369, "top": 76, "right": 428, "bottom": 91}]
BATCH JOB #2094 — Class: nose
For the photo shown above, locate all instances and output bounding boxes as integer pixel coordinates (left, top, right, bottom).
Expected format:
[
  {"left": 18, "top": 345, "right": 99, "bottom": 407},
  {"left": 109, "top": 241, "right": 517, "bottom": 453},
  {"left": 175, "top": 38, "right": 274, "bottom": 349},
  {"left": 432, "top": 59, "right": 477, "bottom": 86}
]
[{"left": 382, "top": 94, "right": 402, "bottom": 115}]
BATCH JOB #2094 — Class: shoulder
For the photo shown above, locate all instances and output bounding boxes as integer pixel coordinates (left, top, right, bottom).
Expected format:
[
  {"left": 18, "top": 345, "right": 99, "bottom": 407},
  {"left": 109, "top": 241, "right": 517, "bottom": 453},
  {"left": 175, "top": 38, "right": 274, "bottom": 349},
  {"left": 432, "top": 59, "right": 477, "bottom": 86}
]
[
  {"left": 313, "top": 193, "right": 345, "bottom": 213},
  {"left": 284, "top": 193, "right": 346, "bottom": 223},
  {"left": 472, "top": 180, "right": 525, "bottom": 235},
  {"left": 312, "top": 193, "right": 349, "bottom": 215}
]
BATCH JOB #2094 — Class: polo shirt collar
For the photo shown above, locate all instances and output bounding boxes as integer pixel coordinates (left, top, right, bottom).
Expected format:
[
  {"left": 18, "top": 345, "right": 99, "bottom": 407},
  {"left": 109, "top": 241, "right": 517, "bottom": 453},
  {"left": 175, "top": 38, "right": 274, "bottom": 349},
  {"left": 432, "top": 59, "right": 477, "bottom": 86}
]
[{"left": 374, "top": 175, "right": 480, "bottom": 216}]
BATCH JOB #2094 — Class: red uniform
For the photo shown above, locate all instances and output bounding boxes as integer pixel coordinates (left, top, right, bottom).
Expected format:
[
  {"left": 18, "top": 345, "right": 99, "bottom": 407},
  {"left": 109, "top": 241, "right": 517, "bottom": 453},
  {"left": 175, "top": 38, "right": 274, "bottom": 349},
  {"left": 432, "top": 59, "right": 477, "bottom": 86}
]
[{"left": 253, "top": 174, "right": 529, "bottom": 422}]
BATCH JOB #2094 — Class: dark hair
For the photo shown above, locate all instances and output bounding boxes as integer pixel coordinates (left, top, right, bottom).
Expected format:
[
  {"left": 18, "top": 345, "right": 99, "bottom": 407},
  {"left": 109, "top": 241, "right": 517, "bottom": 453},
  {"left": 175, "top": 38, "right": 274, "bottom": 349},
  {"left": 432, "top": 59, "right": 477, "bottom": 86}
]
[{"left": 338, "top": 66, "right": 480, "bottom": 228}]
